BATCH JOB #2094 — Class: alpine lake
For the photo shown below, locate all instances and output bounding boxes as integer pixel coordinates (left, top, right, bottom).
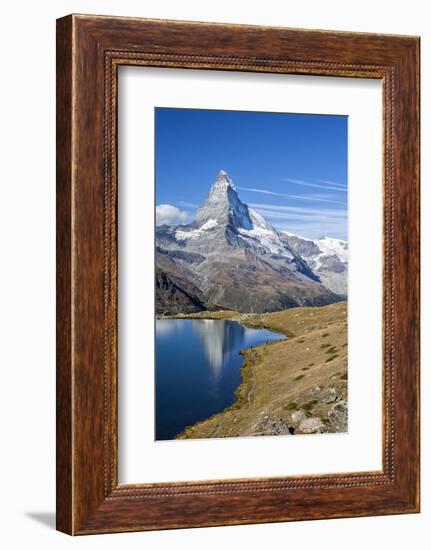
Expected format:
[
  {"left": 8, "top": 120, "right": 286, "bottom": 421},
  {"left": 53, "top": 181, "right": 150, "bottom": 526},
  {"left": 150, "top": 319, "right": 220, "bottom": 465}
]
[{"left": 155, "top": 318, "right": 286, "bottom": 440}]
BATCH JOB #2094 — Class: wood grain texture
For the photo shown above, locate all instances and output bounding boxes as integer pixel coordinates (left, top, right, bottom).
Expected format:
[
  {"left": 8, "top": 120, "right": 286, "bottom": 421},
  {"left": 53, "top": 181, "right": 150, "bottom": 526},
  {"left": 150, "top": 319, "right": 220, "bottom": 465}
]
[
  {"left": 56, "top": 15, "right": 73, "bottom": 535},
  {"left": 56, "top": 14, "right": 420, "bottom": 535}
]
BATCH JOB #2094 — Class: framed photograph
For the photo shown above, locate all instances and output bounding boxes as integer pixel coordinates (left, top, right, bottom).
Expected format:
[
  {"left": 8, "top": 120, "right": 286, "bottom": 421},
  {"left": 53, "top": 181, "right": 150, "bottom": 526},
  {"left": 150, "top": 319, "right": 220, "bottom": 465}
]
[{"left": 56, "top": 14, "right": 420, "bottom": 534}]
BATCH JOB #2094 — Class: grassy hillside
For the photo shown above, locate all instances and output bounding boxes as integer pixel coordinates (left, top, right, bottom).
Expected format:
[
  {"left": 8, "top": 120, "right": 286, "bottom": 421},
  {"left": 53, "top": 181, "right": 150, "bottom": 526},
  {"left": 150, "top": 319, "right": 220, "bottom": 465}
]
[{"left": 176, "top": 302, "right": 348, "bottom": 439}]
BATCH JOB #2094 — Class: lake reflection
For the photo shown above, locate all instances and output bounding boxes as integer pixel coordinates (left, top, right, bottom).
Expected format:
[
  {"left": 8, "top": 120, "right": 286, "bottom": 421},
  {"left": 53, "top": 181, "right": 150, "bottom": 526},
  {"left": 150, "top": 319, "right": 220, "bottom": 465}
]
[
  {"left": 191, "top": 319, "right": 246, "bottom": 377},
  {"left": 155, "top": 319, "right": 284, "bottom": 440}
]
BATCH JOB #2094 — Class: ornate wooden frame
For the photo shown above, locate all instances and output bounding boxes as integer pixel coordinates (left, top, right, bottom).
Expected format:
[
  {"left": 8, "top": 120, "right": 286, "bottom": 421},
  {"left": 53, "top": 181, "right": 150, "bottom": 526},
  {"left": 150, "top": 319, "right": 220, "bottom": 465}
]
[{"left": 56, "top": 14, "right": 420, "bottom": 534}]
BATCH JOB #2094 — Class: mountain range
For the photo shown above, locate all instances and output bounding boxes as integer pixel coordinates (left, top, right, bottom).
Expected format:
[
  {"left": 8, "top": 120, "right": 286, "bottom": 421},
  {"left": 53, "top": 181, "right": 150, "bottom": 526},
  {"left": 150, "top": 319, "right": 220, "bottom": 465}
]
[{"left": 156, "top": 170, "right": 348, "bottom": 315}]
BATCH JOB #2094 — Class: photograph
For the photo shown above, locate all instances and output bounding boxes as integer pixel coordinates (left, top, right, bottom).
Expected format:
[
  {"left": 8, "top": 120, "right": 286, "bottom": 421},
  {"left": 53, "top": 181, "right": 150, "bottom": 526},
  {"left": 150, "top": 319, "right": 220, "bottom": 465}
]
[
  {"left": 0, "top": 1, "right": 423, "bottom": 544},
  {"left": 155, "top": 107, "right": 348, "bottom": 441}
]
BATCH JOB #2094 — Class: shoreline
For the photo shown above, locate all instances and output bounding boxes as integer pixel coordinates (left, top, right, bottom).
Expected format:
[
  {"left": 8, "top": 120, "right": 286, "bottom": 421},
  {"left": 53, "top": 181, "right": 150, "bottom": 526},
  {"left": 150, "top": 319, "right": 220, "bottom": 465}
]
[
  {"left": 157, "top": 310, "right": 296, "bottom": 337},
  {"left": 161, "top": 302, "right": 348, "bottom": 439},
  {"left": 177, "top": 342, "right": 278, "bottom": 439},
  {"left": 158, "top": 312, "right": 289, "bottom": 438}
]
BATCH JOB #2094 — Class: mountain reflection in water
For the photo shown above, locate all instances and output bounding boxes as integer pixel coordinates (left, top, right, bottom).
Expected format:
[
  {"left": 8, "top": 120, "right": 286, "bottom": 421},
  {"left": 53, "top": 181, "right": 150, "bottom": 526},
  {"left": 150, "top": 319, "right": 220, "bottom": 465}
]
[
  {"left": 191, "top": 319, "right": 246, "bottom": 377},
  {"left": 155, "top": 319, "right": 285, "bottom": 440}
]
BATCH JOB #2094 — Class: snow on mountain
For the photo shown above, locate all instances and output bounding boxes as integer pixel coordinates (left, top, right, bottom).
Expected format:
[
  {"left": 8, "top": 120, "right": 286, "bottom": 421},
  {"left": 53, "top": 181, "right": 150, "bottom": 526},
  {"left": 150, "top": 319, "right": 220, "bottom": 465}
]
[
  {"left": 178, "top": 170, "right": 295, "bottom": 258},
  {"left": 156, "top": 170, "right": 344, "bottom": 314},
  {"left": 282, "top": 232, "right": 348, "bottom": 296},
  {"left": 317, "top": 236, "right": 348, "bottom": 263},
  {"left": 239, "top": 208, "right": 294, "bottom": 258},
  {"left": 195, "top": 170, "right": 253, "bottom": 230},
  {"left": 176, "top": 219, "right": 218, "bottom": 240}
]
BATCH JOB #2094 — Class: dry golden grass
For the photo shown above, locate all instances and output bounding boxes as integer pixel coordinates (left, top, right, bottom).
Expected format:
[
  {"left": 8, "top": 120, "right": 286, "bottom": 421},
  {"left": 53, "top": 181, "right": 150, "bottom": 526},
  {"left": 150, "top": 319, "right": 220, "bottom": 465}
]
[{"left": 177, "top": 302, "right": 348, "bottom": 439}]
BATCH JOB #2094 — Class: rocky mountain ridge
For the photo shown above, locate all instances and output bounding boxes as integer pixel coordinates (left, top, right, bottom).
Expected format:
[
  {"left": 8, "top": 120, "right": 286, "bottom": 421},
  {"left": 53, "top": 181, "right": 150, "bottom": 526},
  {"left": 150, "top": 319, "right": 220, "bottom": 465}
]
[
  {"left": 282, "top": 232, "right": 348, "bottom": 296},
  {"left": 156, "top": 170, "right": 348, "bottom": 315}
]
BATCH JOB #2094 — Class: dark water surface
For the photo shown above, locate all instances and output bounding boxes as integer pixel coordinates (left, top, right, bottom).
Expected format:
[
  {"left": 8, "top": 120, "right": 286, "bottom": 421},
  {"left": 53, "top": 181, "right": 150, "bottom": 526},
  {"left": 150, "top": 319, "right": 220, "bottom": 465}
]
[{"left": 155, "top": 319, "right": 285, "bottom": 440}]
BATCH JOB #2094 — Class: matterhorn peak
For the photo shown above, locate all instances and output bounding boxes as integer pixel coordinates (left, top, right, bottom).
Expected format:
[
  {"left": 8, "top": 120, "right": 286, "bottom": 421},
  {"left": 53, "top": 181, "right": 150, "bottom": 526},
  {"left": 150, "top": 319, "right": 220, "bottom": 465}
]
[
  {"left": 206, "top": 169, "right": 238, "bottom": 203},
  {"left": 216, "top": 169, "right": 235, "bottom": 185},
  {"left": 195, "top": 170, "right": 252, "bottom": 229},
  {"left": 211, "top": 169, "right": 236, "bottom": 193}
]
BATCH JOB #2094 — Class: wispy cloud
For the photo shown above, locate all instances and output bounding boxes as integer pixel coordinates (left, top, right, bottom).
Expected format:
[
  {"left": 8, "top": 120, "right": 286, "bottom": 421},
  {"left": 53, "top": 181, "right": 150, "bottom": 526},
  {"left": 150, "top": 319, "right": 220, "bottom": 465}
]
[
  {"left": 248, "top": 203, "right": 346, "bottom": 218},
  {"left": 177, "top": 200, "right": 199, "bottom": 208},
  {"left": 248, "top": 202, "right": 347, "bottom": 240},
  {"left": 316, "top": 179, "right": 347, "bottom": 189},
  {"left": 237, "top": 186, "right": 346, "bottom": 205},
  {"left": 284, "top": 178, "right": 347, "bottom": 192}
]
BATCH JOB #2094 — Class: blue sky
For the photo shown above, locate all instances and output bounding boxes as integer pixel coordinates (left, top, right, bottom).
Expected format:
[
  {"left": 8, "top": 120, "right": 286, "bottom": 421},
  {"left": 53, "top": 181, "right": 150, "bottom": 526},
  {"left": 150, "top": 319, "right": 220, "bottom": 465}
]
[{"left": 155, "top": 108, "right": 348, "bottom": 240}]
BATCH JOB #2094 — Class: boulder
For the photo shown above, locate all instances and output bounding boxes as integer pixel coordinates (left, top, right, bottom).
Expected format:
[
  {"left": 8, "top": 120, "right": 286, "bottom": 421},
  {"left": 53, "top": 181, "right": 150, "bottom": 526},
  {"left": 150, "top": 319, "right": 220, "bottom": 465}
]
[
  {"left": 297, "top": 417, "right": 325, "bottom": 434},
  {"left": 289, "top": 410, "right": 307, "bottom": 428},
  {"left": 327, "top": 400, "right": 348, "bottom": 432}
]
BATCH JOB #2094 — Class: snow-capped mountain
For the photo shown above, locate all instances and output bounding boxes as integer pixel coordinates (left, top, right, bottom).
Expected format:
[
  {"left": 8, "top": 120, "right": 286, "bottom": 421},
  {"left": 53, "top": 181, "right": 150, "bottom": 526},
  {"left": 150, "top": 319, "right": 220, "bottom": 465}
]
[
  {"left": 282, "top": 233, "right": 348, "bottom": 296},
  {"left": 156, "top": 170, "right": 346, "bottom": 314}
]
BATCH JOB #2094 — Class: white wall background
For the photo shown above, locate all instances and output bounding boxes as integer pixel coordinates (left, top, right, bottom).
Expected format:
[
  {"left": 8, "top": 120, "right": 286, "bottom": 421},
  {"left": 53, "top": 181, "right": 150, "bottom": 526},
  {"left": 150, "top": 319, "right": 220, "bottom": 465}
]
[{"left": 0, "top": 1, "right": 427, "bottom": 548}]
